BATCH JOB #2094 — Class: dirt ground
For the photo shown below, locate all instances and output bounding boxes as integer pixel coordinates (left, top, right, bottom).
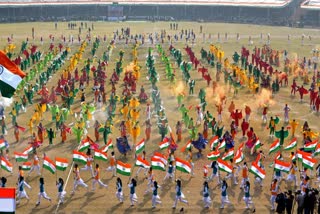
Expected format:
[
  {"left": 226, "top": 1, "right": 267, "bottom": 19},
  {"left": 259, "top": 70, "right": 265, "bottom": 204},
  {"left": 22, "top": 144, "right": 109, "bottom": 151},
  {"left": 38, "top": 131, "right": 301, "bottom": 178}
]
[{"left": 0, "top": 21, "right": 319, "bottom": 214}]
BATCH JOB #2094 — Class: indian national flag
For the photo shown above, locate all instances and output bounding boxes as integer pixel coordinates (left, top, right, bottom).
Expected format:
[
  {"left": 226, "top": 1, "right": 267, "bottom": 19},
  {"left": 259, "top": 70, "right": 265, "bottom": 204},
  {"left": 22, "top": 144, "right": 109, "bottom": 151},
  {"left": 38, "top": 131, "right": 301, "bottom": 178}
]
[
  {"left": 116, "top": 161, "right": 131, "bottom": 176},
  {"left": 159, "top": 138, "right": 170, "bottom": 150},
  {"left": 314, "top": 143, "right": 320, "bottom": 156},
  {"left": 78, "top": 138, "right": 91, "bottom": 152},
  {"left": 209, "top": 136, "right": 219, "bottom": 150},
  {"left": 222, "top": 148, "right": 234, "bottom": 160},
  {"left": 55, "top": 157, "right": 68, "bottom": 171},
  {"left": 135, "top": 139, "right": 145, "bottom": 154},
  {"left": 0, "top": 50, "right": 26, "bottom": 98},
  {"left": 234, "top": 148, "right": 244, "bottom": 164},
  {"left": 269, "top": 139, "right": 280, "bottom": 154},
  {"left": 207, "top": 150, "right": 220, "bottom": 161},
  {"left": 0, "top": 139, "right": 6, "bottom": 150},
  {"left": 22, "top": 162, "right": 31, "bottom": 171},
  {"left": 175, "top": 158, "right": 192, "bottom": 174},
  {"left": 217, "top": 140, "right": 226, "bottom": 150},
  {"left": 22, "top": 145, "right": 33, "bottom": 155},
  {"left": 254, "top": 138, "right": 261, "bottom": 149},
  {"left": 101, "top": 139, "right": 113, "bottom": 152},
  {"left": 217, "top": 158, "right": 232, "bottom": 173},
  {"left": 274, "top": 159, "right": 291, "bottom": 173},
  {"left": 0, "top": 188, "right": 16, "bottom": 214},
  {"left": 153, "top": 152, "right": 168, "bottom": 165},
  {"left": 14, "top": 152, "right": 28, "bottom": 162},
  {"left": 181, "top": 140, "right": 192, "bottom": 152},
  {"left": 296, "top": 150, "right": 311, "bottom": 162},
  {"left": 151, "top": 157, "right": 166, "bottom": 171},
  {"left": 0, "top": 157, "right": 12, "bottom": 172},
  {"left": 249, "top": 161, "right": 266, "bottom": 179},
  {"left": 302, "top": 155, "right": 317, "bottom": 170},
  {"left": 43, "top": 156, "right": 56, "bottom": 174},
  {"left": 284, "top": 138, "right": 297, "bottom": 151},
  {"left": 135, "top": 156, "right": 150, "bottom": 168},
  {"left": 73, "top": 150, "right": 87, "bottom": 164},
  {"left": 304, "top": 140, "right": 318, "bottom": 152},
  {"left": 94, "top": 149, "right": 108, "bottom": 161}
]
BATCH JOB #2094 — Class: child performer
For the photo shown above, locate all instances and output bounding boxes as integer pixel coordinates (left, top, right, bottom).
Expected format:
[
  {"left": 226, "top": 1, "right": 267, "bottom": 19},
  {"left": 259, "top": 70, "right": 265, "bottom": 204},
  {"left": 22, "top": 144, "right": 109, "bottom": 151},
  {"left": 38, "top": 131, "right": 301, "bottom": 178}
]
[
  {"left": 172, "top": 179, "right": 189, "bottom": 209},
  {"left": 28, "top": 151, "right": 41, "bottom": 176},
  {"left": 116, "top": 177, "right": 124, "bottom": 203},
  {"left": 152, "top": 181, "right": 162, "bottom": 208},
  {"left": 92, "top": 164, "right": 108, "bottom": 191},
  {"left": 163, "top": 161, "right": 174, "bottom": 182},
  {"left": 71, "top": 164, "right": 88, "bottom": 194},
  {"left": 16, "top": 176, "right": 31, "bottom": 204},
  {"left": 56, "top": 178, "right": 66, "bottom": 204},
  {"left": 243, "top": 181, "right": 255, "bottom": 212},
  {"left": 128, "top": 178, "right": 138, "bottom": 206},
  {"left": 220, "top": 179, "right": 231, "bottom": 209},
  {"left": 203, "top": 181, "right": 211, "bottom": 209},
  {"left": 36, "top": 177, "right": 52, "bottom": 206},
  {"left": 81, "top": 149, "right": 94, "bottom": 177},
  {"left": 106, "top": 151, "right": 117, "bottom": 176}
]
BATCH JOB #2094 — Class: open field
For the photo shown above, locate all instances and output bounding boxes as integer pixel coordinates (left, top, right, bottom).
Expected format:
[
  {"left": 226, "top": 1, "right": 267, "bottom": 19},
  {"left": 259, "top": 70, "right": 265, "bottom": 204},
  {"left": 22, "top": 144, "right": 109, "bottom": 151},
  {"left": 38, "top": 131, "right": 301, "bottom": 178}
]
[{"left": 0, "top": 21, "right": 320, "bottom": 214}]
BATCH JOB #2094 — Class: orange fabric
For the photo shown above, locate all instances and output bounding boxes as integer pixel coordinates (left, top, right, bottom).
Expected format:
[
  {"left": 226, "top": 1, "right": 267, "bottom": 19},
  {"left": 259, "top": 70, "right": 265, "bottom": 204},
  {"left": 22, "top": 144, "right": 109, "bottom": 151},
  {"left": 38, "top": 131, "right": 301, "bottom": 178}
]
[
  {"left": 110, "top": 156, "right": 115, "bottom": 166},
  {"left": 95, "top": 168, "right": 100, "bottom": 180},
  {"left": 86, "top": 155, "right": 92, "bottom": 166},
  {"left": 242, "top": 167, "right": 248, "bottom": 178},
  {"left": 0, "top": 50, "right": 26, "bottom": 78},
  {"left": 271, "top": 182, "right": 277, "bottom": 195},
  {"left": 33, "top": 156, "right": 39, "bottom": 165}
]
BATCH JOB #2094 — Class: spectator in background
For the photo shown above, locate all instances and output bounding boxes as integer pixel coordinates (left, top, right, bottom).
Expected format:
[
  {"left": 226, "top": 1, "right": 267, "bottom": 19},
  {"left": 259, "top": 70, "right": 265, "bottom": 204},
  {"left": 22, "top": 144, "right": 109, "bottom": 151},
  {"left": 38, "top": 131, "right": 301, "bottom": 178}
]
[{"left": 295, "top": 190, "right": 304, "bottom": 214}]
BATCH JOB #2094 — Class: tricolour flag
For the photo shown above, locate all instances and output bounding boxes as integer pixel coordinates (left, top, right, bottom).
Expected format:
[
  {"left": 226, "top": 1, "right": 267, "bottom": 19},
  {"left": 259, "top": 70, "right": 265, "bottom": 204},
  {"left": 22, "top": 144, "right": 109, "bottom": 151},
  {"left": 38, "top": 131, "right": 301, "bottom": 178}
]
[
  {"left": 0, "top": 139, "right": 6, "bottom": 150},
  {"left": 43, "top": 156, "right": 56, "bottom": 174},
  {"left": 0, "top": 157, "right": 12, "bottom": 172},
  {"left": 249, "top": 161, "right": 266, "bottom": 179},
  {"left": 0, "top": 50, "right": 26, "bottom": 98},
  {"left": 116, "top": 161, "right": 131, "bottom": 176},
  {"left": 234, "top": 148, "right": 244, "bottom": 164},
  {"left": 21, "top": 162, "right": 31, "bottom": 171},
  {"left": 175, "top": 158, "right": 191, "bottom": 174},
  {"left": 302, "top": 155, "right": 317, "bottom": 170},
  {"left": 22, "top": 145, "right": 33, "bottom": 155},
  {"left": 78, "top": 139, "right": 91, "bottom": 152},
  {"left": 314, "top": 143, "right": 320, "bottom": 156},
  {"left": 304, "top": 140, "right": 318, "bottom": 152},
  {"left": 153, "top": 152, "right": 168, "bottom": 165},
  {"left": 181, "top": 140, "right": 192, "bottom": 152},
  {"left": 135, "top": 156, "right": 150, "bottom": 168},
  {"left": 14, "top": 152, "right": 28, "bottom": 162},
  {"left": 151, "top": 157, "right": 166, "bottom": 171},
  {"left": 269, "top": 139, "right": 280, "bottom": 154},
  {"left": 217, "top": 158, "right": 232, "bottom": 173},
  {"left": 207, "top": 150, "right": 220, "bottom": 161},
  {"left": 94, "top": 149, "right": 108, "bottom": 161},
  {"left": 73, "top": 150, "right": 87, "bottom": 164},
  {"left": 222, "top": 148, "right": 234, "bottom": 160},
  {"left": 135, "top": 139, "right": 145, "bottom": 154},
  {"left": 254, "top": 138, "right": 261, "bottom": 149},
  {"left": 296, "top": 150, "right": 311, "bottom": 162},
  {"left": 159, "top": 138, "right": 170, "bottom": 150},
  {"left": 101, "top": 139, "right": 113, "bottom": 153},
  {"left": 209, "top": 136, "right": 219, "bottom": 150},
  {"left": 274, "top": 159, "right": 291, "bottom": 173},
  {"left": 0, "top": 188, "right": 16, "bottom": 214},
  {"left": 217, "top": 140, "right": 226, "bottom": 150},
  {"left": 55, "top": 157, "right": 68, "bottom": 171},
  {"left": 284, "top": 138, "right": 297, "bottom": 151}
]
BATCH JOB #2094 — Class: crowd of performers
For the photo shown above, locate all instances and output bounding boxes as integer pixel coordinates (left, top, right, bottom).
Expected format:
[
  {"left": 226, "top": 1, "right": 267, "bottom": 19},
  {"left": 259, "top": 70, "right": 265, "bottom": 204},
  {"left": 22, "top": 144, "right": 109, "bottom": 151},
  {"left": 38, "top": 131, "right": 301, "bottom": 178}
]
[{"left": 1, "top": 25, "right": 320, "bottom": 212}]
